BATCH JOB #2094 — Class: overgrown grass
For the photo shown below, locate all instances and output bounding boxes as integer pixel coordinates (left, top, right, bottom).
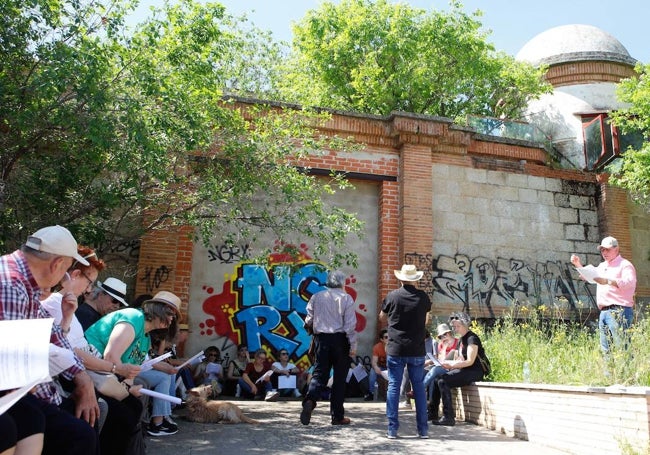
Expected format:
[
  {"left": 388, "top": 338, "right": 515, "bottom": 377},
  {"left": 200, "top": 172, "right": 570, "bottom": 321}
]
[{"left": 462, "top": 305, "right": 650, "bottom": 386}]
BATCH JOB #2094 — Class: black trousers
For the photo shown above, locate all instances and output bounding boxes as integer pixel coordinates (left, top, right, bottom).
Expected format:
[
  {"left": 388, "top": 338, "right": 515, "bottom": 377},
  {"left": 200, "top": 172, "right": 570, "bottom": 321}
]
[
  {"left": 437, "top": 367, "right": 484, "bottom": 418},
  {"left": 304, "top": 332, "right": 350, "bottom": 421}
]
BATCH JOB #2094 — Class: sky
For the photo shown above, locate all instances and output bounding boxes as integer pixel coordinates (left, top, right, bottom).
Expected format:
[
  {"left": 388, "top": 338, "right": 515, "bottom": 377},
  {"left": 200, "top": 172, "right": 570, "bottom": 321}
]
[{"left": 130, "top": 0, "right": 650, "bottom": 63}]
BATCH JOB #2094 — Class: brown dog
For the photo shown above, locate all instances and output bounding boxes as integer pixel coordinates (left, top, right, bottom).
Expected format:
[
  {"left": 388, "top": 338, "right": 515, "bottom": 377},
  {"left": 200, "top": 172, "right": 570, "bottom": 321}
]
[{"left": 185, "top": 385, "right": 260, "bottom": 424}]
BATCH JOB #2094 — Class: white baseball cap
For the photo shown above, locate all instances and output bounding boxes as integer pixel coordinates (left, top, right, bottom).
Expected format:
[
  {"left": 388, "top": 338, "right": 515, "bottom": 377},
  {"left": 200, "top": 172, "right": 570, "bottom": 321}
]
[
  {"left": 25, "top": 225, "right": 89, "bottom": 266},
  {"left": 598, "top": 236, "right": 618, "bottom": 251}
]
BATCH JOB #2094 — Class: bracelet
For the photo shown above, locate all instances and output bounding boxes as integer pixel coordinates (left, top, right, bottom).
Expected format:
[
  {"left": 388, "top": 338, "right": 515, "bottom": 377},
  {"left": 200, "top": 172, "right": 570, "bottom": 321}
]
[
  {"left": 61, "top": 327, "right": 70, "bottom": 335},
  {"left": 111, "top": 363, "right": 117, "bottom": 374}
]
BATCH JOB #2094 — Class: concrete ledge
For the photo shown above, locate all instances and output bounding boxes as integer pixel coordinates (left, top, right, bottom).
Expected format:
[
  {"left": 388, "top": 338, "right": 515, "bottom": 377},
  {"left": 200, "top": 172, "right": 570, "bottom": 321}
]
[{"left": 453, "top": 382, "right": 650, "bottom": 454}]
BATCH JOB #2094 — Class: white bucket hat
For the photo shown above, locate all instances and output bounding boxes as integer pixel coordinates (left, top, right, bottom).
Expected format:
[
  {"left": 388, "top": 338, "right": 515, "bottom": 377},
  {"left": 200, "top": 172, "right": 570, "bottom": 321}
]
[{"left": 394, "top": 264, "right": 424, "bottom": 282}]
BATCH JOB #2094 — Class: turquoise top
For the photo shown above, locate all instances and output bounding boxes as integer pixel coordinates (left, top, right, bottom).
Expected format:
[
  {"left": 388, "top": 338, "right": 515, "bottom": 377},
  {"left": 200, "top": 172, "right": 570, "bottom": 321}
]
[{"left": 85, "top": 308, "right": 150, "bottom": 364}]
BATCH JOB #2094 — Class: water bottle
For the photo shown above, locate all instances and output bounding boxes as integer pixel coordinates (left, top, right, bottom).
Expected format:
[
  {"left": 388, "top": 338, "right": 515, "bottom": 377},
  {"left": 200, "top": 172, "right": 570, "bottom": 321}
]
[{"left": 522, "top": 361, "right": 531, "bottom": 383}]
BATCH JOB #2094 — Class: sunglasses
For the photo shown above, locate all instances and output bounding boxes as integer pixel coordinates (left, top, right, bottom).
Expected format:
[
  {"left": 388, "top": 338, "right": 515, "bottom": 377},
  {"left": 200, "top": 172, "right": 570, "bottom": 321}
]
[
  {"left": 382, "top": 335, "right": 389, "bottom": 339},
  {"left": 280, "top": 352, "right": 289, "bottom": 356}
]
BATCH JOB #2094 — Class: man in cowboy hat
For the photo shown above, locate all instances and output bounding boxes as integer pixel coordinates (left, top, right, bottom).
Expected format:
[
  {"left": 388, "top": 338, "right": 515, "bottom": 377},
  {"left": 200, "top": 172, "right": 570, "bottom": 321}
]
[
  {"left": 76, "top": 277, "right": 129, "bottom": 330},
  {"left": 379, "top": 264, "right": 432, "bottom": 439}
]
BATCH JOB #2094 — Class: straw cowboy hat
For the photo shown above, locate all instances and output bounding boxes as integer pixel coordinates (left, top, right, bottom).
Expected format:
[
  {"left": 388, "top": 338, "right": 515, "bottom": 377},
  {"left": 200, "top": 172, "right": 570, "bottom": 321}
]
[{"left": 394, "top": 264, "right": 424, "bottom": 282}]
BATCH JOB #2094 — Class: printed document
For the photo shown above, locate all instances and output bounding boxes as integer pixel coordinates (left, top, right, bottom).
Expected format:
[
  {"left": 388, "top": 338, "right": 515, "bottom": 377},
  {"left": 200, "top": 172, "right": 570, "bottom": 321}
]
[
  {"left": 0, "top": 318, "right": 54, "bottom": 415},
  {"left": 576, "top": 265, "right": 600, "bottom": 284}
]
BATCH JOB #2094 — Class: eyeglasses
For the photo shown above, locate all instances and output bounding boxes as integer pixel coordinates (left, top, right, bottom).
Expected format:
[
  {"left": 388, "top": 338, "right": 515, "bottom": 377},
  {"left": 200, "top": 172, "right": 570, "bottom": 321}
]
[
  {"left": 81, "top": 271, "right": 95, "bottom": 288},
  {"left": 280, "top": 352, "right": 288, "bottom": 356},
  {"left": 449, "top": 316, "right": 460, "bottom": 321},
  {"left": 382, "top": 335, "right": 389, "bottom": 339}
]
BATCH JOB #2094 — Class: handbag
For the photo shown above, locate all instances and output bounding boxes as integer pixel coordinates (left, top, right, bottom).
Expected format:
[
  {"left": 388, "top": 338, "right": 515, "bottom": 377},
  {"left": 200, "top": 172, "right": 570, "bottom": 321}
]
[
  {"left": 87, "top": 371, "right": 130, "bottom": 400},
  {"left": 477, "top": 353, "right": 491, "bottom": 376}
]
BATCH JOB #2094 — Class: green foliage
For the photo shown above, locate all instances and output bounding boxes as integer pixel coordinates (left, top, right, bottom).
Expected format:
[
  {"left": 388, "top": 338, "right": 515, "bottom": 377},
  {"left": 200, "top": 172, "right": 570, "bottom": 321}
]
[
  {"left": 610, "top": 63, "right": 650, "bottom": 208},
  {"left": 0, "top": 0, "right": 363, "bottom": 268},
  {"left": 275, "top": 0, "right": 550, "bottom": 120},
  {"left": 479, "top": 305, "right": 650, "bottom": 386}
]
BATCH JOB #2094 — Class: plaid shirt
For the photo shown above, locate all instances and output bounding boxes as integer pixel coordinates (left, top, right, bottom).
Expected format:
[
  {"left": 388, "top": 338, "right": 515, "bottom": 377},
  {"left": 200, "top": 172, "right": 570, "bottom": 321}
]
[{"left": 0, "top": 250, "right": 85, "bottom": 405}]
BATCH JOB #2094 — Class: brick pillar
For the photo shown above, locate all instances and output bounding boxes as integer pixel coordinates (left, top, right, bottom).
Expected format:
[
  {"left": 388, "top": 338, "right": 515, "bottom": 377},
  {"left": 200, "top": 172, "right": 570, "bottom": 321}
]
[
  {"left": 135, "top": 225, "right": 193, "bottom": 319},
  {"left": 398, "top": 143, "right": 434, "bottom": 264},
  {"left": 378, "top": 180, "right": 400, "bottom": 311},
  {"left": 597, "top": 179, "right": 633, "bottom": 259}
]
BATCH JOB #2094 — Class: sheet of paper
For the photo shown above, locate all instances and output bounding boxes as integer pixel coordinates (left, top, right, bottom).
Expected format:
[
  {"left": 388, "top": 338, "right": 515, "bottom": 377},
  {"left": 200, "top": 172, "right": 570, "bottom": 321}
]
[
  {"left": 380, "top": 370, "right": 389, "bottom": 381},
  {"left": 175, "top": 350, "right": 204, "bottom": 370},
  {"left": 427, "top": 352, "right": 442, "bottom": 367},
  {"left": 352, "top": 363, "right": 367, "bottom": 382},
  {"left": 255, "top": 370, "right": 273, "bottom": 383},
  {"left": 278, "top": 374, "right": 296, "bottom": 389},
  {"left": 205, "top": 362, "right": 222, "bottom": 374},
  {"left": 0, "top": 318, "right": 53, "bottom": 391},
  {"left": 346, "top": 368, "right": 353, "bottom": 383},
  {"left": 576, "top": 265, "right": 600, "bottom": 284},
  {"left": 139, "top": 387, "right": 182, "bottom": 405},
  {"left": 140, "top": 351, "right": 173, "bottom": 372}
]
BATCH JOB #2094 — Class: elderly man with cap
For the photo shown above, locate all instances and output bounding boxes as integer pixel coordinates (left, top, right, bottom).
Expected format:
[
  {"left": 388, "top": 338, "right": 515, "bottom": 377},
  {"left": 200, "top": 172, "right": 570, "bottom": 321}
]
[
  {"left": 0, "top": 225, "right": 98, "bottom": 454},
  {"left": 379, "top": 264, "right": 432, "bottom": 439},
  {"left": 571, "top": 236, "right": 637, "bottom": 354},
  {"left": 76, "top": 277, "right": 129, "bottom": 331},
  {"left": 85, "top": 290, "right": 182, "bottom": 436}
]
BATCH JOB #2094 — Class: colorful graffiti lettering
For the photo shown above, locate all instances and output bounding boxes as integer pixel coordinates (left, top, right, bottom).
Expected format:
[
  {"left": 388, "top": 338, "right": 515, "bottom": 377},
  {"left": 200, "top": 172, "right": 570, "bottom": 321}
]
[{"left": 198, "top": 244, "right": 366, "bottom": 370}]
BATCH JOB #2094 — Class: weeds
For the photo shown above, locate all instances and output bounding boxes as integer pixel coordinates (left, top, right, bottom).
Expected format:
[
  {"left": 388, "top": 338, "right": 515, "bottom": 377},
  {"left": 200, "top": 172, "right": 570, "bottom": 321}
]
[{"left": 462, "top": 304, "right": 649, "bottom": 386}]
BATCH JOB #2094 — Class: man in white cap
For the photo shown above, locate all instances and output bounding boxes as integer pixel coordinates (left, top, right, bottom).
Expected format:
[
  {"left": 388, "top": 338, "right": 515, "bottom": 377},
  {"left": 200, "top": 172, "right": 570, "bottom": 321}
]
[
  {"left": 0, "top": 225, "right": 98, "bottom": 454},
  {"left": 76, "top": 277, "right": 129, "bottom": 330},
  {"left": 571, "top": 236, "right": 637, "bottom": 354},
  {"left": 379, "top": 264, "right": 432, "bottom": 439}
]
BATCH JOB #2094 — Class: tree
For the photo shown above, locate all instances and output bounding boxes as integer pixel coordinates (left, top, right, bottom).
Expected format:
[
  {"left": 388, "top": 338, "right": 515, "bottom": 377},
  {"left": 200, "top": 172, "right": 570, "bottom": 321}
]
[
  {"left": 0, "top": 0, "right": 362, "bottom": 267},
  {"left": 274, "top": 0, "right": 550, "bottom": 121},
  {"left": 609, "top": 63, "right": 650, "bottom": 208}
]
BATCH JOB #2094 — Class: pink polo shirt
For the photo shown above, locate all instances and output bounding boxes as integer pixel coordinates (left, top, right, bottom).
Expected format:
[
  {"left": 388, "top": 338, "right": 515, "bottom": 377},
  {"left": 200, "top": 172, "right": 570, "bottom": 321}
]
[{"left": 596, "top": 255, "right": 637, "bottom": 309}]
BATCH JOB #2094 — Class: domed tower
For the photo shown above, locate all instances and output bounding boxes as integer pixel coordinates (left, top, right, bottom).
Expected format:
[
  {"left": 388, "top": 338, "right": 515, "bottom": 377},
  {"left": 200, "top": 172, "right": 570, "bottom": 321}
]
[{"left": 516, "top": 24, "right": 638, "bottom": 170}]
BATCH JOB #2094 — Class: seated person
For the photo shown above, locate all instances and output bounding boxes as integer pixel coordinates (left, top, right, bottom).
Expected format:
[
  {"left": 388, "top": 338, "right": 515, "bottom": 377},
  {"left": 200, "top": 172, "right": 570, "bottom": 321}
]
[
  {"left": 345, "top": 357, "right": 371, "bottom": 399},
  {"left": 435, "top": 312, "right": 488, "bottom": 427},
  {"left": 426, "top": 323, "right": 459, "bottom": 421},
  {"left": 193, "top": 346, "right": 223, "bottom": 396},
  {"left": 271, "top": 349, "right": 301, "bottom": 397},
  {"left": 238, "top": 349, "right": 278, "bottom": 401},
  {"left": 366, "top": 329, "right": 388, "bottom": 400},
  {"left": 224, "top": 344, "right": 250, "bottom": 396}
]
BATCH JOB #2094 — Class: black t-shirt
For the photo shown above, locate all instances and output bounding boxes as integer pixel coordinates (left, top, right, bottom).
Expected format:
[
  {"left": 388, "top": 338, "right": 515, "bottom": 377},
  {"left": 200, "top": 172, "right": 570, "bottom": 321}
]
[
  {"left": 382, "top": 284, "right": 432, "bottom": 357},
  {"left": 75, "top": 302, "right": 101, "bottom": 331},
  {"left": 459, "top": 330, "right": 485, "bottom": 373}
]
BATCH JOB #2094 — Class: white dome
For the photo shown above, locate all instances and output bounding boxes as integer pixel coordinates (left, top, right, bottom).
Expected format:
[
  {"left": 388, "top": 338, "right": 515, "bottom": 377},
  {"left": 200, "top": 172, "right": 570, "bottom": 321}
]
[{"left": 516, "top": 24, "right": 636, "bottom": 67}]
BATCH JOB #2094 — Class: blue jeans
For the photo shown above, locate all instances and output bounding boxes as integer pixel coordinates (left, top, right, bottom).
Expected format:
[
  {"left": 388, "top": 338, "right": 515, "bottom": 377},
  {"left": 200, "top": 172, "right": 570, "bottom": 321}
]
[
  {"left": 599, "top": 306, "right": 633, "bottom": 353},
  {"left": 424, "top": 365, "right": 446, "bottom": 402},
  {"left": 137, "top": 369, "right": 174, "bottom": 419},
  {"left": 368, "top": 367, "right": 387, "bottom": 395},
  {"left": 386, "top": 355, "right": 428, "bottom": 437},
  {"left": 238, "top": 377, "right": 272, "bottom": 398}
]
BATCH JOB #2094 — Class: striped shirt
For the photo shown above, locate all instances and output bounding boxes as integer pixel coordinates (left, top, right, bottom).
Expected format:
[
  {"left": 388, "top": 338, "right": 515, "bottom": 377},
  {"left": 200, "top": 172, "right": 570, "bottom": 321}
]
[{"left": 0, "top": 250, "right": 85, "bottom": 405}]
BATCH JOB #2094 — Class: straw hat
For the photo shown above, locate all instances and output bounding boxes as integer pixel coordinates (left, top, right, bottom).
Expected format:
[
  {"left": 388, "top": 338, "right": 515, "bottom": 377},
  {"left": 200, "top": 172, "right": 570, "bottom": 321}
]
[
  {"left": 146, "top": 290, "right": 181, "bottom": 318},
  {"left": 436, "top": 323, "right": 452, "bottom": 338}
]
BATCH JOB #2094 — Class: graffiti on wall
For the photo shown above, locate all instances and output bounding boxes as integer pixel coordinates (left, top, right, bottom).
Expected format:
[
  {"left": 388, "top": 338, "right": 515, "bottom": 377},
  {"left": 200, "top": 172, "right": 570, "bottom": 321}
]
[
  {"left": 140, "top": 264, "right": 173, "bottom": 294},
  {"left": 207, "top": 243, "right": 252, "bottom": 264},
  {"left": 197, "top": 243, "right": 368, "bottom": 369},
  {"left": 405, "top": 252, "right": 597, "bottom": 318}
]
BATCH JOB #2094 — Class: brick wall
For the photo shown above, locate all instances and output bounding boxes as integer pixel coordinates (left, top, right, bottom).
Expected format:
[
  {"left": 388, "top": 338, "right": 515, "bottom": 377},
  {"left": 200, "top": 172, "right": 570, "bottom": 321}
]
[
  {"left": 455, "top": 382, "right": 650, "bottom": 454},
  {"left": 133, "top": 104, "right": 650, "bottom": 329}
]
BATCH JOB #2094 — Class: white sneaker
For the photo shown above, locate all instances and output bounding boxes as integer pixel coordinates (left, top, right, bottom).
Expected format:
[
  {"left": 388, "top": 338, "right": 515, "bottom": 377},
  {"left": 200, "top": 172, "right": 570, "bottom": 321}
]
[
  {"left": 265, "top": 391, "right": 280, "bottom": 402},
  {"left": 235, "top": 384, "right": 241, "bottom": 398}
]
